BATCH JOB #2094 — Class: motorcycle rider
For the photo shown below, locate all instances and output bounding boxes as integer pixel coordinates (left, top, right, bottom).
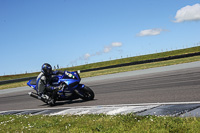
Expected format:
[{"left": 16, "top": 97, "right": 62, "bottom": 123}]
[{"left": 36, "top": 63, "right": 64, "bottom": 105}]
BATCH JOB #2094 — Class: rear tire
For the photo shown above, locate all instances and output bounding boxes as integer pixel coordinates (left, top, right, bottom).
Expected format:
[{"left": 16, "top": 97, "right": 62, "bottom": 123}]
[{"left": 80, "top": 86, "right": 94, "bottom": 101}]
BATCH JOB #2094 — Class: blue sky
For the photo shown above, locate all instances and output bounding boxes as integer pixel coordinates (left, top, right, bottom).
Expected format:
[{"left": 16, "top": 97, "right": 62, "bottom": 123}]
[{"left": 0, "top": 0, "right": 200, "bottom": 75}]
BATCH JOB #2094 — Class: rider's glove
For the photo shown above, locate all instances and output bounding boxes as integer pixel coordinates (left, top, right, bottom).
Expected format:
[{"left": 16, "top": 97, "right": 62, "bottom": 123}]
[{"left": 54, "top": 85, "right": 62, "bottom": 90}]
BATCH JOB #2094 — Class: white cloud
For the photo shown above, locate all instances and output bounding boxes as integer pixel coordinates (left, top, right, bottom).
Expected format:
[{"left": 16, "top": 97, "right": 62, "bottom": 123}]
[
  {"left": 137, "top": 28, "right": 165, "bottom": 37},
  {"left": 111, "top": 42, "right": 122, "bottom": 47},
  {"left": 174, "top": 3, "right": 200, "bottom": 23},
  {"left": 104, "top": 46, "right": 112, "bottom": 53},
  {"left": 84, "top": 53, "right": 90, "bottom": 60},
  {"left": 104, "top": 42, "right": 123, "bottom": 53},
  {"left": 82, "top": 42, "right": 123, "bottom": 60}
]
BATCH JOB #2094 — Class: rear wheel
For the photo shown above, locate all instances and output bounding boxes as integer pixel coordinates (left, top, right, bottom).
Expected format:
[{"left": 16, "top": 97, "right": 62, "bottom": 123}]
[{"left": 80, "top": 86, "right": 95, "bottom": 101}]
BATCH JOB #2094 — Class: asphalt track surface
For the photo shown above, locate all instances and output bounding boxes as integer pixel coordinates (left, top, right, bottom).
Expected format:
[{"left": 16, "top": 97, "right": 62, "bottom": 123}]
[{"left": 0, "top": 61, "right": 200, "bottom": 112}]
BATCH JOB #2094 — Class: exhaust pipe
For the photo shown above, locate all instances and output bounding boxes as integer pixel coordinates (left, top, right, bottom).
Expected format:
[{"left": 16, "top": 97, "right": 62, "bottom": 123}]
[
  {"left": 28, "top": 92, "right": 48, "bottom": 103},
  {"left": 28, "top": 92, "right": 39, "bottom": 99}
]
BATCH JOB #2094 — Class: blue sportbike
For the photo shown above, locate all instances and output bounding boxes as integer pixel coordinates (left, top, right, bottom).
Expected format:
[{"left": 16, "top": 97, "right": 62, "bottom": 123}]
[{"left": 27, "top": 71, "right": 94, "bottom": 106}]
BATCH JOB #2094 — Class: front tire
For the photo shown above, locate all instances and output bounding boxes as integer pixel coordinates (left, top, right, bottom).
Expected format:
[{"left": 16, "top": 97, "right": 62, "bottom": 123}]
[{"left": 80, "top": 86, "right": 95, "bottom": 101}]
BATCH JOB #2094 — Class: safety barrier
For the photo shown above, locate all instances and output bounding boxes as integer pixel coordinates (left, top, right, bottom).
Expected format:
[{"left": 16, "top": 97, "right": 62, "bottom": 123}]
[{"left": 0, "top": 76, "right": 37, "bottom": 85}]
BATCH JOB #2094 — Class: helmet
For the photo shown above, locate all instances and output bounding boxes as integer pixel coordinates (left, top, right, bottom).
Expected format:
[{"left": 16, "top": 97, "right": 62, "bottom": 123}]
[{"left": 41, "top": 63, "right": 52, "bottom": 76}]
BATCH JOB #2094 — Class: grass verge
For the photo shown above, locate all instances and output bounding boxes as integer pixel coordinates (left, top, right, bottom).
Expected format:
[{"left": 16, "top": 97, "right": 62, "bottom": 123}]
[
  {"left": 0, "top": 114, "right": 200, "bottom": 132},
  {"left": 1, "top": 46, "right": 200, "bottom": 81},
  {"left": 1, "top": 55, "right": 200, "bottom": 90},
  {"left": 0, "top": 81, "right": 27, "bottom": 90},
  {"left": 80, "top": 55, "right": 200, "bottom": 78}
]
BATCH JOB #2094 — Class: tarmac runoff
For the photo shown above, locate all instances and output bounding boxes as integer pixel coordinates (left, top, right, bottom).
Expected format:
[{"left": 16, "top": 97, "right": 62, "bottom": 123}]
[{"left": 1, "top": 102, "right": 200, "bottom": 117}]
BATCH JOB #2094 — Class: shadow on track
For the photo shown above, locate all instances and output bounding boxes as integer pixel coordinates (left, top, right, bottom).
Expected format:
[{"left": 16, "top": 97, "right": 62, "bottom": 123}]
[{"left": 39, "top": 99, "right": 97, "bottom": 107}]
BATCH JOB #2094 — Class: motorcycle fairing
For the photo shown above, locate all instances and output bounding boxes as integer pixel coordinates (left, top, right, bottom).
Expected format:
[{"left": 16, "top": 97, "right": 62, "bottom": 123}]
[
  {"left": 27, "top": 71, "right": 84, "bottom": 98},
  {"left": 27, "top": 79, "right": 37, "bottom": 91}
]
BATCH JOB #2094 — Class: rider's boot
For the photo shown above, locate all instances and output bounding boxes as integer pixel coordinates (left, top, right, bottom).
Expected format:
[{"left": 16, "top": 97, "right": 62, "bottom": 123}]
[
  {"left": 48, "top": 90, "right": 57, "bottom": 106},
  {"left": 48, "top": 98, "right": 55, "bottom": 106},
  {"left": 38, "top": 93, "right": 49, "bottom": 103}
]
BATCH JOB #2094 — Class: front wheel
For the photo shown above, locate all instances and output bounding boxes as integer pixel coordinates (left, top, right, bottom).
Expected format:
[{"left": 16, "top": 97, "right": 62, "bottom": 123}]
[{"left": 80, "top": 86, "right": 95, "bottom": 101}]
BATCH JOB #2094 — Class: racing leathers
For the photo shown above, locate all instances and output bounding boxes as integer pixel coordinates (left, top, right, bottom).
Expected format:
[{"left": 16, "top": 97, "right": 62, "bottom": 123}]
[{"left": 36, "top": 70, "right": 64, "bottom": 100}]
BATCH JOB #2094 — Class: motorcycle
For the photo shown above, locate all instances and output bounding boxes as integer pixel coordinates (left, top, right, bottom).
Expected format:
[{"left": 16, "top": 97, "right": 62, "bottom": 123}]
[{"left": 27, "top": 71, "right": 95, "bottom": 106}]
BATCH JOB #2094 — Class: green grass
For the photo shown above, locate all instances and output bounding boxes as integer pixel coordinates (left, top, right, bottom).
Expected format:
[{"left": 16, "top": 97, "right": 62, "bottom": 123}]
[
  {"left": 0, "top": 81, "right": 27, "bottom": 90},
  {"left": 0, "top": 114, "right": 200, "bottom": 132},
  {"left": 60, "top": 45, "right": 200, "bottom": 72},
  {"left": 0, "top": 72, "right": 39, "bottom": 82},
  {"left": 79, "top": 55, "right": 200, "bottom": 78},
  {"left": 1, "top": 46, "right": 200, "bottom": 81}
]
